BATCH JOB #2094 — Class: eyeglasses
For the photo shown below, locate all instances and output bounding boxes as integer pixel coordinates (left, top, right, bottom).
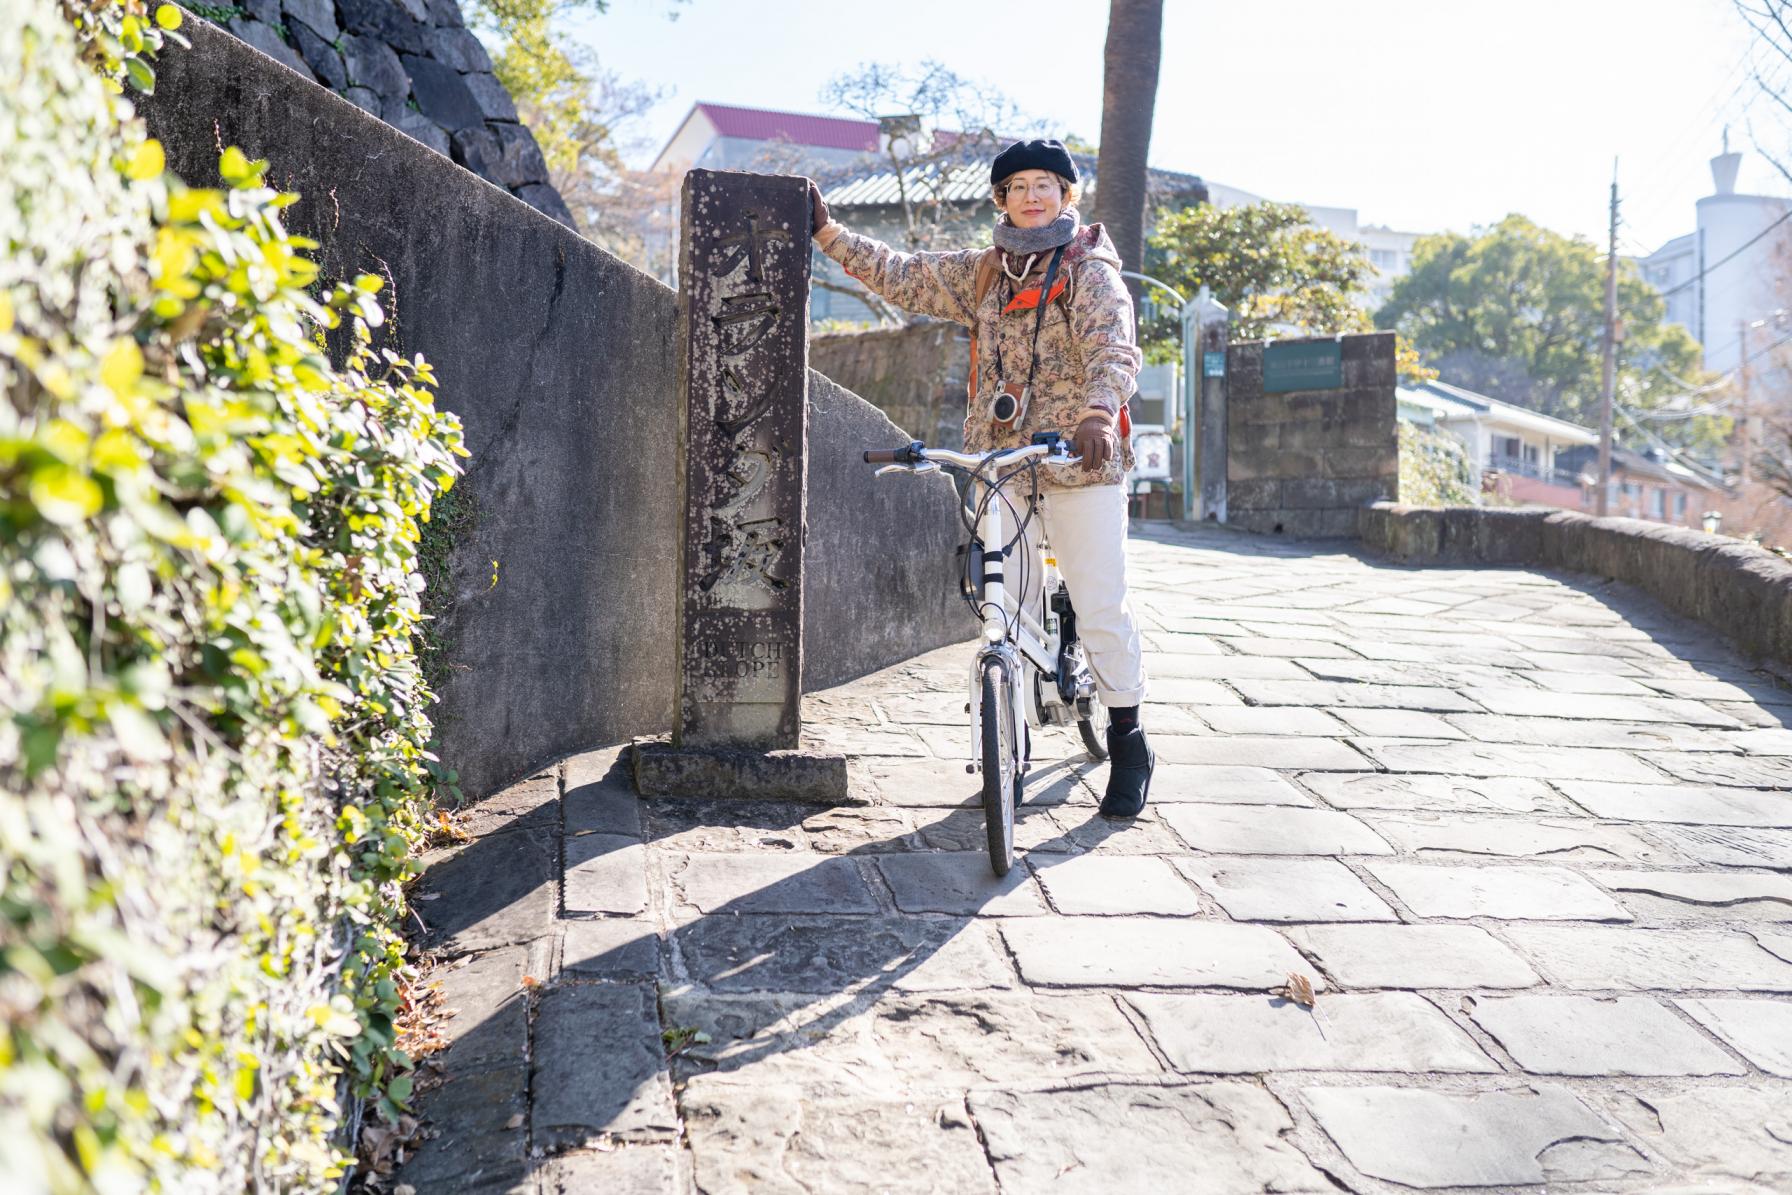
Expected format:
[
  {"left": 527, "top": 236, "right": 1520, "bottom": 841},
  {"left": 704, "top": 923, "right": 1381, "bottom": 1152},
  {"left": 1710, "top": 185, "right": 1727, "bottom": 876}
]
[{"left": 1004, "top": 178, "right": 1062, "bottom": 200}]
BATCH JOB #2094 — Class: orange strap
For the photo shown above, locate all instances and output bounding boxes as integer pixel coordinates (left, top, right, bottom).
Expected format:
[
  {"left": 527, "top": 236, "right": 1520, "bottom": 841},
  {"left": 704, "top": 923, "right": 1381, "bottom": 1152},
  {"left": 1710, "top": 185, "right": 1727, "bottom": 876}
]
[{"left": 1001, "top": 277, "right": 1068, "bottom": 314}]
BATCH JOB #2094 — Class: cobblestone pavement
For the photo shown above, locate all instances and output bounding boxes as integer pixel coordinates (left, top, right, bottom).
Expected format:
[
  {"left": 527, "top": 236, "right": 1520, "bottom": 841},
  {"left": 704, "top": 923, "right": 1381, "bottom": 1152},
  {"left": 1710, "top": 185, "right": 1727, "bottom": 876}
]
[{"left": 398, "top": 525, "right": 1792, "bottom": 1194}]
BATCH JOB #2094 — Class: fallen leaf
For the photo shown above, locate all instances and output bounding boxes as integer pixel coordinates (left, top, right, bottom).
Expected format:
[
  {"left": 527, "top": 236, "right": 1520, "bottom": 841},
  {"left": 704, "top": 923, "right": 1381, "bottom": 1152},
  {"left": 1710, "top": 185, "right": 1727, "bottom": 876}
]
[
  {"left": 505, "top": 1112, "right": 525, "bottom": 1130},
  {"left": 395, "top": 1186, "right": 416, "bottom": 1195},
  {"left": 520, "top": 975, "right": 540, "bottom": 989},
  {"left": 1281, "top": 971, "right": 1317, "bottom": 1008}
]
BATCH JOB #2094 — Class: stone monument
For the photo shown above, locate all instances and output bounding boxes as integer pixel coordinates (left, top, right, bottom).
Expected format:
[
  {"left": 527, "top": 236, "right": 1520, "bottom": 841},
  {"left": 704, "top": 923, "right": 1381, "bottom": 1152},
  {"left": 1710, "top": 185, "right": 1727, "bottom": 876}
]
[{"left": 632, "top": 170, "right": 848, "bottom": 800}]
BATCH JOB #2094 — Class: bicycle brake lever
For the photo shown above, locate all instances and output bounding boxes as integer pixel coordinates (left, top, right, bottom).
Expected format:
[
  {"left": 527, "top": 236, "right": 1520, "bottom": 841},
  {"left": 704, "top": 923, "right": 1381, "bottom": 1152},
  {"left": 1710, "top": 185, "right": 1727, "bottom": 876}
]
[{"left": 875, "top": 464, "right": 910, "bottom": 477}]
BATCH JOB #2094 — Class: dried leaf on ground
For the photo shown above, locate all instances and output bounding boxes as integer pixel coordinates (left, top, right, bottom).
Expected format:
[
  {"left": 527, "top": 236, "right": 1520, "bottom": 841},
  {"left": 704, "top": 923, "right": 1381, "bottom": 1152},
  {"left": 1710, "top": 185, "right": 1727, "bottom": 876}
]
[
  {"left": 1281, "top": 971, "right": 1317, "bottom": 1007},
  {"left": 505, "top": 1112, "right": 525, "bottom": 1130}
]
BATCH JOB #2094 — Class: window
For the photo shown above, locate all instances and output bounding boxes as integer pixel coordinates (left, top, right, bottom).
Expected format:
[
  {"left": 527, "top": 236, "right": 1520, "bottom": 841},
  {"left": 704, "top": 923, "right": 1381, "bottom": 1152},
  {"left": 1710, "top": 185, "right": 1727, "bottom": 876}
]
[
  {"left": 1674, "top": 492, "right": 1688, "bottom": 519},
  {"left": 1649, "top": 488, "right": 1665, "bottom": 518},
  {"left": 1370, "top": 249, "right": 1398, "bottom": 271}
]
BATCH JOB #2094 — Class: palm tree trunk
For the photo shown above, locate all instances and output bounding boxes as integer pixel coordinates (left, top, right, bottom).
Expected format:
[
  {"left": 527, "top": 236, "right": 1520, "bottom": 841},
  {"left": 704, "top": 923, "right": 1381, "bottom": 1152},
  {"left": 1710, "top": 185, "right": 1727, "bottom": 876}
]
[{"left": 1093, "top": 0, "right": 1163, "bottom": 310}]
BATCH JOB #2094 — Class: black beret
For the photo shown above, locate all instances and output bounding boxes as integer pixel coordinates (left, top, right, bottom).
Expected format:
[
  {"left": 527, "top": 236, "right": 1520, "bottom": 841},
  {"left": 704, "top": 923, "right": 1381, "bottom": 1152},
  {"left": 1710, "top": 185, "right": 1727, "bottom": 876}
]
[{"left": 990, "top": 139, "right": 1078, "bottom": 186}]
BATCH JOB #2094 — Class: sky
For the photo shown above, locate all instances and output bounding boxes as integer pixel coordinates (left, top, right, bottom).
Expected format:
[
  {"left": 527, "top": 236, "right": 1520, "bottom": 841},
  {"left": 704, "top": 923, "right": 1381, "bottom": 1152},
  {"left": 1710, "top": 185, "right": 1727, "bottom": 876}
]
[{"left": 567, "top": 0, "right": 1782, "bottom": 254}]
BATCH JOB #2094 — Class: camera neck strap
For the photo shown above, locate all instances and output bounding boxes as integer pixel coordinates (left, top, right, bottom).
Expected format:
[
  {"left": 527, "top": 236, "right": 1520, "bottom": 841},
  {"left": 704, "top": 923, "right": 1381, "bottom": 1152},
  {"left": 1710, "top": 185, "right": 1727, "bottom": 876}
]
[{"left": 996, "top": 244, "right": 1067, "bottom": 395}]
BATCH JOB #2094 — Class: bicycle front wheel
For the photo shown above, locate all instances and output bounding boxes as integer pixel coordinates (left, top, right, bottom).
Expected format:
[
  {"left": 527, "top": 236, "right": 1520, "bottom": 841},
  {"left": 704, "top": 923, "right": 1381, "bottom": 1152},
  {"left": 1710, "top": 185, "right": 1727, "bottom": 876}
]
[
  {"left": 980, "top": 659, "right": 1017, "bottom": 876},
  {"left": 1078, "top": 698, "right": 1110, "bottom": 761}
]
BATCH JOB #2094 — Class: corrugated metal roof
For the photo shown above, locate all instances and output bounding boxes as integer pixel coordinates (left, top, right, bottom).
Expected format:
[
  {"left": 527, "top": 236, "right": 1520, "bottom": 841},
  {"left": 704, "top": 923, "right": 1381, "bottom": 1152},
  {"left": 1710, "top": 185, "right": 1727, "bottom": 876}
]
[
  {"left": 696, "top": 103, "right": 879, "bottom": 152},
  {"left": 824, "top": 161, "right": 991, "bottom": 206},
  {"left": 824, "top": 153, "right": 1206, "bottom": 209}
]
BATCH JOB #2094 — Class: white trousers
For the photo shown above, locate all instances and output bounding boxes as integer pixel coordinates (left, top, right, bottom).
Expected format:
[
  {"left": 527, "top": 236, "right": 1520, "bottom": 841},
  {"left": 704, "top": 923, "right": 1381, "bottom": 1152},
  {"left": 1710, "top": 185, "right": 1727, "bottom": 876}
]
[{"left": 1012, "top": 483, "right": 1147, "bottom": 706}]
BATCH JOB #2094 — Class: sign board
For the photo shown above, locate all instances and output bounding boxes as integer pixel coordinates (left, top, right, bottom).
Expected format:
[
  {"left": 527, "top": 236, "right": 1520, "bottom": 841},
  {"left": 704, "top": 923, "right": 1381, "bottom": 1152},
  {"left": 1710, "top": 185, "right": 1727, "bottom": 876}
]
[
  {"left": 1202, "top": 350, "right": 1226, "bottom": 378},
  {"left": 1129, "top": 428, "right": 1174, "bottom": 483},
  {"left": 674, "top": 170, "right": 809, "bottom": 750},
  {"left": 1263, "top": 340, "right": 1342, "bottom": 393}
]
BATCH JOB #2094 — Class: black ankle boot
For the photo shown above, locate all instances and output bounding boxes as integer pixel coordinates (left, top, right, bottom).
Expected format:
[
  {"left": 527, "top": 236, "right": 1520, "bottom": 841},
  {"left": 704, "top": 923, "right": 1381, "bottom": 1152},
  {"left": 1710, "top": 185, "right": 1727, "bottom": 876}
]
[{"left": 1100, "top": 723, "right": 1154, "bottom": 818}]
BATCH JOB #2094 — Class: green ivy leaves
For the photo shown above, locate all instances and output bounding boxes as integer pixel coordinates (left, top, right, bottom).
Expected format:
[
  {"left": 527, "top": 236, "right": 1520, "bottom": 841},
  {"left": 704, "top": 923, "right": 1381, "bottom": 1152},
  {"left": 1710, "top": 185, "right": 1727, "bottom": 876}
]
[{"left": 7, "top": 3, "right": 466, "bottom": 1191}]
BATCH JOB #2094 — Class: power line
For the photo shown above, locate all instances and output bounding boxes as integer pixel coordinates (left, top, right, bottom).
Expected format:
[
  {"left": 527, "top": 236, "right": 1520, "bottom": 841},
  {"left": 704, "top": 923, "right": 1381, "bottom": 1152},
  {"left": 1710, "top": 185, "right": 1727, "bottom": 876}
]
[{"left": 1657, "top": 207, "right": 1792, "bottom": 297}]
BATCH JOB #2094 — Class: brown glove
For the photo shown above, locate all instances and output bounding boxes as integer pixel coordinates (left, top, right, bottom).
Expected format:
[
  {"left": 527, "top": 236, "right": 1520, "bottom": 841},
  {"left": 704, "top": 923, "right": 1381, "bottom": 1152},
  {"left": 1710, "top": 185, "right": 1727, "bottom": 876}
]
[
  {"left": 1072, "top": 415, "right": 1115, "bottom": 473},
  {"left": 807, "top": 179, "right": 830, "bottom": 236}
]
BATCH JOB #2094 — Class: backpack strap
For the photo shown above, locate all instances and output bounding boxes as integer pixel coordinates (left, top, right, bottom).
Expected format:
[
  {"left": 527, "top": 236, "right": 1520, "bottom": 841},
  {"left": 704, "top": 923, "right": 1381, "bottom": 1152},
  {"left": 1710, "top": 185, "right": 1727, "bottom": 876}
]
[{"left": 967, "top": 248, "right": 1000, "bottom": 400}]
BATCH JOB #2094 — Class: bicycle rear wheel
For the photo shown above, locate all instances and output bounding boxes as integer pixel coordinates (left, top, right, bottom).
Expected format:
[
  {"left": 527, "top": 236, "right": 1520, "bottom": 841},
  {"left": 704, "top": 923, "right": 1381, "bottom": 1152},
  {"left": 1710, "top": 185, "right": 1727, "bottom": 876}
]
[{"left": 980, "top": 659, "right": 1017, "bottom": 876}]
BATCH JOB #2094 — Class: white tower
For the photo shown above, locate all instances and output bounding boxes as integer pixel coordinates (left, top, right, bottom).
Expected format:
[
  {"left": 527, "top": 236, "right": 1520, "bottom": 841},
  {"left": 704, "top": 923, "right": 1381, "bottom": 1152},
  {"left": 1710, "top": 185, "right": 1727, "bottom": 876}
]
[{"left": 1693, "top": 138, "right": 1790, "bottom": 376}]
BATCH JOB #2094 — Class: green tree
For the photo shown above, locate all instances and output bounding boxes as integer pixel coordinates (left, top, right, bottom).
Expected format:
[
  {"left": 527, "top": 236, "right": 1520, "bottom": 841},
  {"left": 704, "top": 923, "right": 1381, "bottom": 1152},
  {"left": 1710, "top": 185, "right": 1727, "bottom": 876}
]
[
  {"left": 1141, "top": 200, "right": 1373, "bottom": 353},
  {"left": 1376, "top": 214, "right": 1725, "bottom": 452}
]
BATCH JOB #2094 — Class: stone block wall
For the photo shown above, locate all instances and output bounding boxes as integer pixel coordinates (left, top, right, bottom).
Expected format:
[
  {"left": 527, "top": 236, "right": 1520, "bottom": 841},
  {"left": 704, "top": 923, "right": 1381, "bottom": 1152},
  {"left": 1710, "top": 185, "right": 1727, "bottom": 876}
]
[
  {"left": 144, "top": 19, "right": 970, "bottom": 798},
  {"left": 196, "top": 0, "right": 573, "bottom": 226},
  {"left": 1227, "top": 331, "right": 1399, "bottom": 537},
  {"left": 808, "top": 321, "right": 970, "bottom": 448}
]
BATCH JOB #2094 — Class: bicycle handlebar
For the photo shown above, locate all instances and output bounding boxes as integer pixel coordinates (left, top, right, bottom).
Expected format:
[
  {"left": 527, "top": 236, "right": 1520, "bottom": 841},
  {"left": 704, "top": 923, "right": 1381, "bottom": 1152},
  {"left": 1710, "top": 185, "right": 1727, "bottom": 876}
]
[{"left": 864, "top": 441, "right": 1080, "bottom": 471}]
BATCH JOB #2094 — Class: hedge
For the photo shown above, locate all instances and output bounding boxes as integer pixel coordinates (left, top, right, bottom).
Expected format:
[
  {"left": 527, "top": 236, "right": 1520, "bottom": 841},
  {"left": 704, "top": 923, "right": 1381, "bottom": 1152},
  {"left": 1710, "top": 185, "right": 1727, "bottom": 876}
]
[{"left": 2, "top": 3, "right": 467, "bottom": 1191}]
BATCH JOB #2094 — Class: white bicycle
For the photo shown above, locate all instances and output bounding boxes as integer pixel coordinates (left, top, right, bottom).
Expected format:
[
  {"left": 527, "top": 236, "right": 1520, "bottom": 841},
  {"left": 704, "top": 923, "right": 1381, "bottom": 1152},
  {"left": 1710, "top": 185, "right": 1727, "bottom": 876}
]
[{"left": 864, "top": 432, "right": 1108, "bottom": 876}]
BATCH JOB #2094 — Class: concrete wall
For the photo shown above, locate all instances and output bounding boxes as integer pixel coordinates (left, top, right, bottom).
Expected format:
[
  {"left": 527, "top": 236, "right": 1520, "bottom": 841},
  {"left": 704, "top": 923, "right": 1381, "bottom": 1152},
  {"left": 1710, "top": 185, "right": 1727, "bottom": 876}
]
[
  {"left": 143, "top": 23, "right": 968, "bottom": 797},
  {"left": 1228, "top": 332, "right": 1399, "bottom": 537},
  {"left": 1359, "top": 503, "right": 1792, "bottom": 667},
  {"left": 808, "top": 321, "right": 969, "bottom": 449}
]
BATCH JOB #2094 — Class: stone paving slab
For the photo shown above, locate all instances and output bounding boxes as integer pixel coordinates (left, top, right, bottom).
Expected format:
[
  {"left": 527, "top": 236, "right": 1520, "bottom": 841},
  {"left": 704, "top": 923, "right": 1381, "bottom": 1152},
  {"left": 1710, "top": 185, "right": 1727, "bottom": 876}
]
[
  {"left": 1028, "top": 854, "right": 1204, "bottom": 915},
  {"left": 1366, "top": 861, "right": 1634, "bottom": 921},
  {"left": 1559, "top": 780, "right": 1792, "bottom": 827},
  {"left": 969, "top": 1082, "right": 1336, "bottom": 1193},
  {"left": 1299, "top": 771, "right": 1578, "bottom": 814},
  {"left": 679, "top": 1080, "right": 995, "bottom": 1195},
  {"left": 1607, "top": 1086, "right": 1792, "bottom": 1187},
  {"left": 1131, "top": 991, "right": 1497, "bottom": 1073},
  {"left": 1283, "top": 923, "right": 1541, "bottom": 989},
  {"left": 1363, "top": 813, "right": 1673, "bottom": 863},
  {"left": 1176, "top": 856, "right": 1396, "bottom": 922},
  {"left": 669, "top": 853, "right": 879, "bottom": 915},
  {"left": 1504, "top": 925, "right": 1792, "bottom": 991},
  {"left": 532, "top": 981, "right": 678, "bottom": 1149},
  {"left": 1001, "top": 917, "right": 1308, "bottom": 987},
  {"left": 1144, "top": 763, "right": 1312, "bottom": 804},
  {"left": 1676, "top": 996, "right": 1792, "bottom": 1075},
  {"left": 874, "top": 852, "right": 1049, "bottom": 915},
  {"left": 1158, "top": 803, "right": 1394, "bottom": 855},
  {"left": 1302, "top": 1084, "right": 1648, "bottom": 1188},
  {"left": 397, "top": 524, "right": 1792, "bottom": 1194},
  {"left": 1466, "top": 993, "right": 1746, "bottom": 1075}
]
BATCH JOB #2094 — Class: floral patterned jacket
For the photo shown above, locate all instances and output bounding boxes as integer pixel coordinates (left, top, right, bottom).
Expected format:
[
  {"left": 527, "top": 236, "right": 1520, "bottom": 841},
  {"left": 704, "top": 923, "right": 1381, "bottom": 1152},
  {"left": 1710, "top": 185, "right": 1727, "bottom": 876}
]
[{"left": 815, "top": 216, "right": 1141, "bottom": 489}]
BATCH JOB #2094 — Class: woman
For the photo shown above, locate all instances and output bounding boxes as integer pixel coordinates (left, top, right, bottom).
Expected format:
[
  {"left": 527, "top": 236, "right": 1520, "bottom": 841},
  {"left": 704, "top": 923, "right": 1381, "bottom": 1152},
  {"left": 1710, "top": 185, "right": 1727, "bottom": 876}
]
[{"left": 809, "top": 138, "right": 1154, "bottom": 816}]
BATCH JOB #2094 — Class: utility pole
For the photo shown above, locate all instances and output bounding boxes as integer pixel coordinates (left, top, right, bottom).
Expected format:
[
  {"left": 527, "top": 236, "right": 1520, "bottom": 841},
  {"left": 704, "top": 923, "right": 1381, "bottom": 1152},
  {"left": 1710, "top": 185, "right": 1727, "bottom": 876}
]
[
  {"left": 1596, "top": 164, "right": 1619, "bottom": 517},
  {"left": 1738, "top": 318, "right": 1752, "bottom": 485}
]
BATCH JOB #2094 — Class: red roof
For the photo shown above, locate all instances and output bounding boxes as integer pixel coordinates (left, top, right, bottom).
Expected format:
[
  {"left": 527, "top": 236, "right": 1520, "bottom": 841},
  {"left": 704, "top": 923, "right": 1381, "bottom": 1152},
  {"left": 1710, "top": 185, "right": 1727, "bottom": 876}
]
[{"left": 694, "top": 103, "right": 879, "bottom": 153}]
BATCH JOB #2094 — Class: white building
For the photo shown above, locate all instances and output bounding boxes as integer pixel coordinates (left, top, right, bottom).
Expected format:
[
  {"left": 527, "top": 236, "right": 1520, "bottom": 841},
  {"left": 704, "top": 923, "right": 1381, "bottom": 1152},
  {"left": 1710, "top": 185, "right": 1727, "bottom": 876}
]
[
  {"left": 1637, "top": 143, "right": 1791, "bottom": 376},
  {"left": 1203, "top": 181, "right": 1425, "bottom": 311},
  {"left": 1399, "top": 379, "right": 1598, "bottom": 496},
  {"left": 650, "top": 102, "right": 880, "bottom": 175}
]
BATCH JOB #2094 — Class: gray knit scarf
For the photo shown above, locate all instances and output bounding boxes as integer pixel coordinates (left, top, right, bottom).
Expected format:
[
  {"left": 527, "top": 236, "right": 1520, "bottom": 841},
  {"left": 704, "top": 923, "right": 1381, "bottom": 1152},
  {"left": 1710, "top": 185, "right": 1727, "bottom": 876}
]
[{"left": 992, "top": 207, "right": 1079, "bottom": 257}]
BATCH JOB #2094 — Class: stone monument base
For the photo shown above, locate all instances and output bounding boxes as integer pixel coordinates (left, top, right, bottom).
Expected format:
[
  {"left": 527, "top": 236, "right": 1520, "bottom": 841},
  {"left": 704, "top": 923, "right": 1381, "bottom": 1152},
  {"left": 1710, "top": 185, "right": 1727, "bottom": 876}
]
[{"left": 630, "top": 737, "right": 855, "bottom": 804}]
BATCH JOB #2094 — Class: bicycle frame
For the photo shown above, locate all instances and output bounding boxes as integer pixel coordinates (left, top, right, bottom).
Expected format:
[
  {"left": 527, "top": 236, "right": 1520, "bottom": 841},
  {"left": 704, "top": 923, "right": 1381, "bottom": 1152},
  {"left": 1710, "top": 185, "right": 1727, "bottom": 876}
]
[{"left": 873, "top": 441, "right": 1093, "bottom": 777}]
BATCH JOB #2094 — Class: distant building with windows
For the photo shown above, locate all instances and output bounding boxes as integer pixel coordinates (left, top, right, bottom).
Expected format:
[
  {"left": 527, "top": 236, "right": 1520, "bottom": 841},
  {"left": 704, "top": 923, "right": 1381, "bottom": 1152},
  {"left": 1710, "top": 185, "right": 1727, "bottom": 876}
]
[
  {"left": 649, "top": 102, "right": 880, "bottom": 175},
  {"left": 1398, "top": 379, "right": 1721, "bottom": 527},
  {"left": 1203, "top": 181, "right": 1425, "bottom": 312},
  {"left": 1635, "top": 142, "right": 1791, "bottom": 376}
]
